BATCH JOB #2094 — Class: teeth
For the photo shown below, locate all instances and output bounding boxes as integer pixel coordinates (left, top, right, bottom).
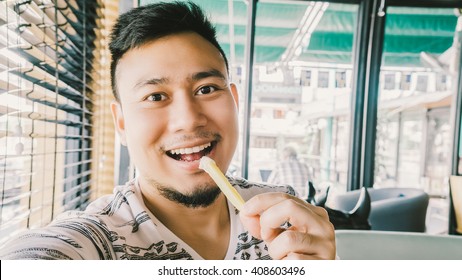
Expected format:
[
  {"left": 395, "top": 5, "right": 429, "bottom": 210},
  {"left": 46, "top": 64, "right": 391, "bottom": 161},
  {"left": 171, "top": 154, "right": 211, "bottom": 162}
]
[{"left": 169, "top": 142, "right": 211, "bottom": 155}]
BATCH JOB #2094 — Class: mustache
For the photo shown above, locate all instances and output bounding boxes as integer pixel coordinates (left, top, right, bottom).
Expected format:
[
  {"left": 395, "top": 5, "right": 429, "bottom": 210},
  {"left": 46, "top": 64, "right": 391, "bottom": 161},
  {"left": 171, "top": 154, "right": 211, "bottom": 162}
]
[{"left": 160, "top": 132, "right": 222, "bottom": 152}]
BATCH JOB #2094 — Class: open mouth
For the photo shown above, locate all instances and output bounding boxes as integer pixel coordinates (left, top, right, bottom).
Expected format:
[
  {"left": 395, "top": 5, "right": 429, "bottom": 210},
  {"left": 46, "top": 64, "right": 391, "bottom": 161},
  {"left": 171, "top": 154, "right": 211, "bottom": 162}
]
[{"left": 166, "top": 141, "right": 215, "bottom": 162}]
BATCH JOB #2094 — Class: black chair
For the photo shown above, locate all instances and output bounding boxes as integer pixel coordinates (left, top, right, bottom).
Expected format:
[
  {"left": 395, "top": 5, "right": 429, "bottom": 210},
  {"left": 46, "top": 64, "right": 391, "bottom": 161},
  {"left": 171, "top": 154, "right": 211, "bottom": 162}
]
[{"left": 328, "top": 188, "right": 429, "bottom": 232}]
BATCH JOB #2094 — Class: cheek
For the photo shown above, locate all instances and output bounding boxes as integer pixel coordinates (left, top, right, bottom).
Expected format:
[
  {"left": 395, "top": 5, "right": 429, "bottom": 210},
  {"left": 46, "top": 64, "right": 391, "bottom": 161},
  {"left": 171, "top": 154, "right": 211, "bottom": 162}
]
[
  {"left": 209, "top": 99, "right": 239, "bottom": 141},
  {"left": 123, "top": 110, "right": 164, "bottom": 151}
]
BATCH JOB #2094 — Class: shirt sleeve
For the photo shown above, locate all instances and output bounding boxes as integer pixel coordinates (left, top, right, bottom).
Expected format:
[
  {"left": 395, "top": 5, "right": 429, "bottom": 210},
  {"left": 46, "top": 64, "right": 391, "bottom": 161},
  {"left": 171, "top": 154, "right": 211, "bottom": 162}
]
[{"left": 0, "top": 215, "right": 115, "bottom": 260}]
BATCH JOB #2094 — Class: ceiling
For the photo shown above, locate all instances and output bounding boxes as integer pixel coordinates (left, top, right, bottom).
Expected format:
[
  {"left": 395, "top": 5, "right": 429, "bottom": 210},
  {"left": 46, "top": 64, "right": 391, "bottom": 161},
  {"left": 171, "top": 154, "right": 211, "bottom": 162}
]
[{"left": 140, "top": 0, "right": 459, "bottom": 68}]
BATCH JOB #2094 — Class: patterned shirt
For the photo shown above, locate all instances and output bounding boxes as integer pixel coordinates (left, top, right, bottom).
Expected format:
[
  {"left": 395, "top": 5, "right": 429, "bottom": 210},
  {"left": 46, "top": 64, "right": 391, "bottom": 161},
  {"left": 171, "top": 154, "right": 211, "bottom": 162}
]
[
  {"left": 267, "top": 159, "right": 311, "bottom": 199},
  {"left": 0, "top": 177, "right": 294, "bottom": 260}
]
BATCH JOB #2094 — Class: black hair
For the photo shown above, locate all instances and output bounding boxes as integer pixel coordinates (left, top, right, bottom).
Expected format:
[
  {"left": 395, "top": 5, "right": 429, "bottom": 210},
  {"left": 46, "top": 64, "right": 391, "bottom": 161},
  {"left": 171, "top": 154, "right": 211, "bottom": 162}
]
[{"left": 109, "top": 1, "right": 229, "bottom": 100}]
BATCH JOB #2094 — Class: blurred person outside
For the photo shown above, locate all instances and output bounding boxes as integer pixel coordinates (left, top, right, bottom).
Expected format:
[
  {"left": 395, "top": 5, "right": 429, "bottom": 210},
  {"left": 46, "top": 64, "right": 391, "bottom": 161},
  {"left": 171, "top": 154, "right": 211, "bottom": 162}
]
[{"left": 268, "top": 146, "right": 311, "bottom": 199}]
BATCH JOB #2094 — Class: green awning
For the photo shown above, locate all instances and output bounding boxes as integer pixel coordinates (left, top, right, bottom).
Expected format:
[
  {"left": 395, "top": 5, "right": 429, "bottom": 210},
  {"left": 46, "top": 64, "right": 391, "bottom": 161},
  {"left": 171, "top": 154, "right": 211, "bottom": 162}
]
[{"left": 140, "top": 0, "right": 459, "bottom": 67}]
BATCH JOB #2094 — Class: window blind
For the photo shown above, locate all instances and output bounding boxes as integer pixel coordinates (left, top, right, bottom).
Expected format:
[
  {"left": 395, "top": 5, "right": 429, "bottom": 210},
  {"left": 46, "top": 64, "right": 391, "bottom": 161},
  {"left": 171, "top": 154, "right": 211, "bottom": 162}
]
[{"left": 0, "top": 0, "right": 112, "bottom": 244}]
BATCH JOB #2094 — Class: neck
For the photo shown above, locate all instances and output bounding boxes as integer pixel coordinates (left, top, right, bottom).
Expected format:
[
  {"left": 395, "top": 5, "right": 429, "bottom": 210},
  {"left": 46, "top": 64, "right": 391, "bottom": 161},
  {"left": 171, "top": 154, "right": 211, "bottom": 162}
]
[
  {"left": 139, "top": 179, "right": 231, "bottom": 259},
  {"left": 146, "top": 192, "right": 229, "bottom": 232}
]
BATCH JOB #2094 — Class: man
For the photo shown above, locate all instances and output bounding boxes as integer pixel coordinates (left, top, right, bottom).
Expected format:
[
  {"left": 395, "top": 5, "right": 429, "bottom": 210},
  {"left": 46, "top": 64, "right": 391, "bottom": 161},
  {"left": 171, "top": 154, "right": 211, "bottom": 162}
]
[
  {"left": 268, "top": 146, "right": 312, "bottom": 199},
  {"left": 0, "top": 1, "right": 335, "bottom": 260}
]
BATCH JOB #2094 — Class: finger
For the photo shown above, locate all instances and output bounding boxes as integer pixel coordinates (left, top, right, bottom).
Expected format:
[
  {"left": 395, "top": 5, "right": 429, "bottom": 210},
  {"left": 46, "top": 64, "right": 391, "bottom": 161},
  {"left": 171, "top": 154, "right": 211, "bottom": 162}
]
[
  {"left": 308, "top": 204, "right": 330, "bottom": 219},
  {"left": 239, "top": 192, "right": 293, "bottom": 239},
  {"left": 241, "top": 192, "right": 306, "bottom": 216},
  {"left": 268, "top": 230, "right": 336, "bottom": 260},
  {"left": 242, "top": 192, "right": 329, "bottom": 225},
  {"left": 239, "top": 213, "right": 262, "bottom": 239},
  {"left": 258, "top": 198, "right": 313, "bottom": 241},
  {"left": 259, "top": 199, "right": 330, "bottom": 242}
]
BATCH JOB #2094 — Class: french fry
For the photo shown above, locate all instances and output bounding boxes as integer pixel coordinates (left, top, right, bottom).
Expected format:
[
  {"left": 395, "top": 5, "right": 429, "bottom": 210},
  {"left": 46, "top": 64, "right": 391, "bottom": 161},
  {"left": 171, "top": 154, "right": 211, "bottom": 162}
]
[{"left": 199, "top": 156, "right": 245, "bottom": 211}]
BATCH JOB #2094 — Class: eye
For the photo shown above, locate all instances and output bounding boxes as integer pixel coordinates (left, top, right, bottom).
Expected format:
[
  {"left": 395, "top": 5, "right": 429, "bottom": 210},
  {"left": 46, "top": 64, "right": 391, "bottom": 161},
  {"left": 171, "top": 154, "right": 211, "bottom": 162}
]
[
  {"left": 146, "top": 93, "right": 167, "bottom": 102},
  {"left": 196, "top": 85, "right": 217, "bottom": 95}
]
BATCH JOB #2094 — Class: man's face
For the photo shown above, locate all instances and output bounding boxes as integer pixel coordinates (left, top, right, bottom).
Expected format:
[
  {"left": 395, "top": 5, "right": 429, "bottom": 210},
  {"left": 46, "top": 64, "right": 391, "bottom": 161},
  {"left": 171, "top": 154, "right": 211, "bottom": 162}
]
[{"left": 111, "top": 32, "right": 239, "bottom": 201}]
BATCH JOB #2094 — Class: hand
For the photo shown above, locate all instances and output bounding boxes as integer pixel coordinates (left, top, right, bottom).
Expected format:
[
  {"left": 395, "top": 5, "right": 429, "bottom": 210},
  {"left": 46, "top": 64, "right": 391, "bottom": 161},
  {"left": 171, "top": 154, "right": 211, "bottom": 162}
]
[{"left": 239, "top": 192, "right": 336, "bottom": 260}]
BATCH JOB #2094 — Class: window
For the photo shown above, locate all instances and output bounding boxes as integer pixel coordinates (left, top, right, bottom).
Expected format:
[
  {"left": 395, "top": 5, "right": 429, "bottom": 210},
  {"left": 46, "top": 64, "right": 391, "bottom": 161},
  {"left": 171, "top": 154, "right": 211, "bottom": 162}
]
[
  {"left": 273, "top": 109, "right": 285, "bottom": 119},
  {"left": 384, "top": 73, "right": 396, "bottom": 90},
  {"left": 436, "top": 74, "right": 447, "bottom": 92},
  {"left": 243, "top": 1, "right": 358, "bottom": 191},
  {"left": 300, "top": 70, "right": 311, "bottom": 86},
  {"left": 318, "top": 71, "right": 330, "bottom": 88},
  {"left": 400, "top": 73, "right": 412, "bottom": 90},
  {"left": 252, "top": 108, "right": 262, "bottom": 118},
  {"left": 0, "top": 0, "right": 112, "bottom": 243},
  {"left": 252, "top": 136, "right": 276, "bottom": 149},
  {"left": 375, "top": 6, "right": 460, "bottom": 234},
  {"left": 335, "top": 71, "right": 346, "bottom": 88},
  {"left": 416, "top": 75, "right": 428, "bottom": 92}
]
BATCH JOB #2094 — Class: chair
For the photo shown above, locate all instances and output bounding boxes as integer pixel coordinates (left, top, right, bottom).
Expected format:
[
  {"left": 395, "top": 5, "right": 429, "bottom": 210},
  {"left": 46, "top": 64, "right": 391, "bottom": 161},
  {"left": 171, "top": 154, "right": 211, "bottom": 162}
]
[
  {"left": 335, "top": 230, "right": 462, "bottom": 259},
  {"left": 328, "top": 188, "right": 429, "bottom": 232},
  {"left": 449, "top": 176, "right": 462, "bottom": 234},
  {"left": 259, "top": 169, "right": 272, "bottom": 182}
]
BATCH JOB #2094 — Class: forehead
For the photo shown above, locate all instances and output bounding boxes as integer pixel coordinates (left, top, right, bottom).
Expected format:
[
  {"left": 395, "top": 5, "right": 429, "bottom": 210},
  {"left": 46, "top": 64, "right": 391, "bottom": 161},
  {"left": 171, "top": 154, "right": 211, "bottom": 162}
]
[{"left": 115, "top": 32, "right": 227, "bottom": 88}]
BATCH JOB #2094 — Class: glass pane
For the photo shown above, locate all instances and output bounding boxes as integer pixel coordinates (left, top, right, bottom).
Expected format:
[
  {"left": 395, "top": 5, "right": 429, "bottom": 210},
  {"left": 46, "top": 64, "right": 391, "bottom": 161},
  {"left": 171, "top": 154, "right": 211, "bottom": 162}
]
[
  {"left": 375, "top": 7, "right": 461, "bottom": 234},
  {"left": 245, "top": 1, "right": 358, "bottom": 199}
]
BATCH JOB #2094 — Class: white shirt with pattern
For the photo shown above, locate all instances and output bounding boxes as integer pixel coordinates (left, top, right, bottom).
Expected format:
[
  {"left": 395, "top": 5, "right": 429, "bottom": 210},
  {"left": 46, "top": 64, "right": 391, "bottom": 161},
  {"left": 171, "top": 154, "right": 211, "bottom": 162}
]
[{"left": 0, "top": 177, "right": 294, "bottom": 260}]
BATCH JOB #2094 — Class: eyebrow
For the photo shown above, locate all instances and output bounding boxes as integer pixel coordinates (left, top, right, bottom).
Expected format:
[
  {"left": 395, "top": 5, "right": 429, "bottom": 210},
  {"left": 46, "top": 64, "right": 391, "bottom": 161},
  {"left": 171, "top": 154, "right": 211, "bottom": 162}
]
[
  {"left": 134, "top": 69, "right": 227, "bottom": 90},
  {"left": 190, "top": 69, "right": 227, "bottom": 82},
  {"left": 134, "top": 77, "right": 169, "bottom": 89}
]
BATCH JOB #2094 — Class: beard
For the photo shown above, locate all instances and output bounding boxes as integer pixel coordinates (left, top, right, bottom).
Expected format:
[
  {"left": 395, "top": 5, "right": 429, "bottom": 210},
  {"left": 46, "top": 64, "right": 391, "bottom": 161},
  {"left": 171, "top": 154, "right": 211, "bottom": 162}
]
[{"left": 156, "top": 182, "right": 222, "bottom": 208}]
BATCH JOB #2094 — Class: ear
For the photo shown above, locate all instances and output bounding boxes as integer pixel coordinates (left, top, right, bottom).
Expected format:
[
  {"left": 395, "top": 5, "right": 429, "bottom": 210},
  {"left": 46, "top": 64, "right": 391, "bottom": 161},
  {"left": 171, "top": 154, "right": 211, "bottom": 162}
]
[
  {"left": 110, "top": 101, "right": 127, "bottom": 146},
  {"left": 230, "top": 83, "right": 239, "bottom": 109}
]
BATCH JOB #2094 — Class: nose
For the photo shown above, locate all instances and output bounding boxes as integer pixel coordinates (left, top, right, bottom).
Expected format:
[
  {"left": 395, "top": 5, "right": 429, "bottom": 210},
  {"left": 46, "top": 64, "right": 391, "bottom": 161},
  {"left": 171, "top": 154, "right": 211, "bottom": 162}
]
[{"left": 167, "top": 94, "right": 207, "bottom": 132}]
